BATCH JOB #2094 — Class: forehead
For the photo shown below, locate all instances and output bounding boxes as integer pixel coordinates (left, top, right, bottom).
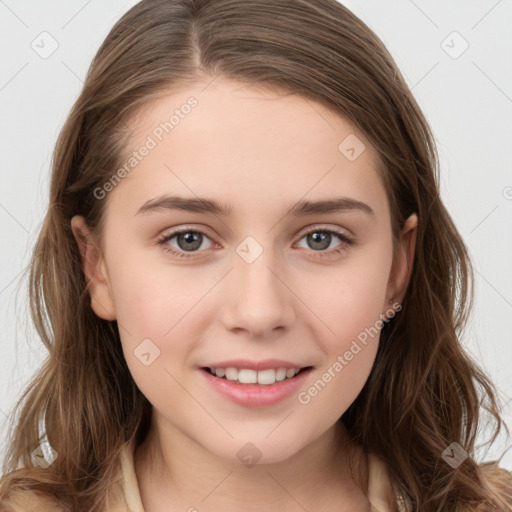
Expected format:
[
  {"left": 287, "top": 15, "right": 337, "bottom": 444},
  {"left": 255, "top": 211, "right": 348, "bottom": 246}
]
[{"left": 106, "top": 77, "right": 388, "bottom": 222}]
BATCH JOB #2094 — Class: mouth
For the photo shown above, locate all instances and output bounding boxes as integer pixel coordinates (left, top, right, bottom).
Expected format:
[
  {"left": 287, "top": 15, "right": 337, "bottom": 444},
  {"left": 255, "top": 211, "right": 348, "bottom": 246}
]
[{"left": 200, "top": 366, "right": 313, "bottom": 386}]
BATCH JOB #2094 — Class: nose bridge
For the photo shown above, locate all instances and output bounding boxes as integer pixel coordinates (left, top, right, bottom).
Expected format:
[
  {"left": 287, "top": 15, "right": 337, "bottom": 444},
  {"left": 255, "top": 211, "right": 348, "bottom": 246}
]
[{"left": 222, "top": 235, "right": 295, "bottom": 335}]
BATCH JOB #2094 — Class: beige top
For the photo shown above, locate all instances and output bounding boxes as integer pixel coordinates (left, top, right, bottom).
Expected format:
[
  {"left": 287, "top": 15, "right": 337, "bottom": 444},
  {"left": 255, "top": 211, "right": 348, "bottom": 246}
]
[
  {"left": 103, "top": 442, "right": 399, "bottom": 511},
  {"left": 3, "top": 442, "right": 398, "bottom": 511}
]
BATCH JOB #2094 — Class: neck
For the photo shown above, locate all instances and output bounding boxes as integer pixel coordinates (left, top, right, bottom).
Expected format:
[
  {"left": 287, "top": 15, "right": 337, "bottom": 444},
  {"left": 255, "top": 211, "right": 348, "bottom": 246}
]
[{"left": 134, "top": 414, "right": 370, "bottom": 511}]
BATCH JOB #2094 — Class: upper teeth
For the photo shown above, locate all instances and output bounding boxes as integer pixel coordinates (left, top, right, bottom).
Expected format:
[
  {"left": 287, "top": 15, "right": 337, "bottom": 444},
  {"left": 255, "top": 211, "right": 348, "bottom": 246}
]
[{"left": 211, "top": 367, "right": 301, "bottom": 385}]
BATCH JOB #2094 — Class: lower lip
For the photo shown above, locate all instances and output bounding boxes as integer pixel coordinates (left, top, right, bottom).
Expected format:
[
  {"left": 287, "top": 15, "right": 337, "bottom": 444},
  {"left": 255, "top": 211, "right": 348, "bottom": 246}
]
[{"left": 199, "top": 368, "right": 313, "bottom": 407}]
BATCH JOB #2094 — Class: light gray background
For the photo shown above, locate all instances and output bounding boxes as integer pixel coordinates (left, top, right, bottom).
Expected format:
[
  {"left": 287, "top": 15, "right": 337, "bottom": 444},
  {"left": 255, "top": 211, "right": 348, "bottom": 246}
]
[{"left": 1, "top": 0, "right": 511, "bottom": 471}]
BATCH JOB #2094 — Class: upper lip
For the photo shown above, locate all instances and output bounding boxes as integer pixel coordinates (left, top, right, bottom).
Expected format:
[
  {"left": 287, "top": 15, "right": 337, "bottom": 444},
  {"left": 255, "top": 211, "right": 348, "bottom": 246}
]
[{"left": 200, "top": 359, "right": 313, "bottom": 371}]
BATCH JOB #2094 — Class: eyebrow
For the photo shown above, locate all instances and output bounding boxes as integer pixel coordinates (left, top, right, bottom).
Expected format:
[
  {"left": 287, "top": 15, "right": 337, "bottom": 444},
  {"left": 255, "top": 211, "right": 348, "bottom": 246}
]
[{"left": 135, "top": 195, "right": 375, "bottom": 218}]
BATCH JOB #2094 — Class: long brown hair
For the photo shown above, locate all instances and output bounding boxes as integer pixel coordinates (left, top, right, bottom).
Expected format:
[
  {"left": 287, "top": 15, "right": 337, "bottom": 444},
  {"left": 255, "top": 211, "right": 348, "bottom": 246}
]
[{"left": 1, "top": 1, "right": 511, "bottom": 510}]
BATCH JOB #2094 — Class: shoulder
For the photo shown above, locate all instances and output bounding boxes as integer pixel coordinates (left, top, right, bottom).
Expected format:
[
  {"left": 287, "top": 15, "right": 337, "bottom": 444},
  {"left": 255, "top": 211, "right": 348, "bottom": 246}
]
[
  {"left": 364, "top": 458, "right": 512, "bottom": 512},
  {"left": 0, "top": 489, "right": 68, "bottom": 512},
  {"left": 479, "top": 462, "right": 512, "bottom": 509},
  {"left": 366, "top": 452, "right": 399, "bottom": 512},
  {"left": 0, "top": 468, "right": 69, "bottom": 512},
  {"left": 481, "top": 461, "right": 512, "bottom": 482}
]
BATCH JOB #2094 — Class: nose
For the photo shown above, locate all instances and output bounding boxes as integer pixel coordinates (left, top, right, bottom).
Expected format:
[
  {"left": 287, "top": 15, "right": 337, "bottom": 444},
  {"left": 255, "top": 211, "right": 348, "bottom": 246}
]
[{"left": 220, "top": 247, "right": 296, "bottom": 338}]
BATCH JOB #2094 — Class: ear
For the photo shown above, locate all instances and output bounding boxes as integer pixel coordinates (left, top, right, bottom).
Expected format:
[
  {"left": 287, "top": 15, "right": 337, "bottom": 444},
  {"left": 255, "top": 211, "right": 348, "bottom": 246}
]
[
  {"left": 71, "top": 215, "right": 117, "bottom": 321},
  {"left": 385, "top": 213, "right": 418, "bottom": 314}
]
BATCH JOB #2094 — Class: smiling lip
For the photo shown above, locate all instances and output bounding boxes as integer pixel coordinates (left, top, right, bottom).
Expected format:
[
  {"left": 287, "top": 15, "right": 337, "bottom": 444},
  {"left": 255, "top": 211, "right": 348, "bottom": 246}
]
[
  {"left": 200, "top": 359, "right": 309, "bottom": 371},
  {"left": 199, "top": 365, "right": 313, "bottom": 407}
]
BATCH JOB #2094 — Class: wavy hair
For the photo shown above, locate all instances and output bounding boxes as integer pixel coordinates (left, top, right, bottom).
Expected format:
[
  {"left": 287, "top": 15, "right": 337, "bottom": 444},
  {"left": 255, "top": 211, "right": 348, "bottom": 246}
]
[{"left": 1, "top": 0, "right": 511, "bottom": 510}]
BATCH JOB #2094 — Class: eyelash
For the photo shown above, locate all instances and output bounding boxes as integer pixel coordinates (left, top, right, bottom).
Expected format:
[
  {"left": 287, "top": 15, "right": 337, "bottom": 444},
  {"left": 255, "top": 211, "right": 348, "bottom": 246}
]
[{"left": 156, "top": 225, "right": 355, "bottom": 261}]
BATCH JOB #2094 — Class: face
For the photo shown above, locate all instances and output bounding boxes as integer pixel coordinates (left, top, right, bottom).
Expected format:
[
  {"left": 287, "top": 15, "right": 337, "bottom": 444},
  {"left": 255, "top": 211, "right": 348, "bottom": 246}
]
[{"left": 72, "top": 77, "right": 416, "bottom": 466}]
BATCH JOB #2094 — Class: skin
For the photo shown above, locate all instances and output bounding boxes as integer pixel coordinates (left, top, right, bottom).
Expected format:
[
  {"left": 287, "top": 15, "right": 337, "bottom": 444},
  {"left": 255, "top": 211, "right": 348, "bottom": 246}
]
[{"left": 71, "top": 76, "right": 417, "bottom": 511}]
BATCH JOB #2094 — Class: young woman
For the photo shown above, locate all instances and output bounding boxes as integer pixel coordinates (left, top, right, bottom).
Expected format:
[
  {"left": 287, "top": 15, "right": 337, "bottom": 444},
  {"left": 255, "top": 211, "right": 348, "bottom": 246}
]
[{"left": 1, "top": 1, "right": 511, "bottom": 511}]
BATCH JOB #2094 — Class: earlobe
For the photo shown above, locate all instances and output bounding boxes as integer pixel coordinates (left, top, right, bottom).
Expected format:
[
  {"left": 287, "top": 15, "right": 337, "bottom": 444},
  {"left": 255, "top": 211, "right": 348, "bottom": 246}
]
[
  {"left": 386, "top": 213, "right": 418, "bottom": 308},
  {"left": 70, "top": 215, "right": 117, "bottom": 321}
]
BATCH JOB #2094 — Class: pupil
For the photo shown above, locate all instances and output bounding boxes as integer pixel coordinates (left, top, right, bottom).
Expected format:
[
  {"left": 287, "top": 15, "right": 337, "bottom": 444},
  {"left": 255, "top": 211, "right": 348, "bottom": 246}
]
[
  {"left": 309, "top": 232, "right": 330, "bottom": 250},
  {"left": 178, "top": 231, "right": 201, "bottom": 251}
]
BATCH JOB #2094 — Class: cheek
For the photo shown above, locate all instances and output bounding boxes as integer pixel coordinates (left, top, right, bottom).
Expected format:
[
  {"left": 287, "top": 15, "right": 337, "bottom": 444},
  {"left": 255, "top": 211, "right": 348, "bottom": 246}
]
[
  {"left": 108, "top": 264, "right": 195, "bottom": 411},
  {"left": 107, "top": 250, "right": 213, "bottom": 339},
  {"left": 298, "top": 243, "right": 392, "bottom": 350},
  {"left": 297, "top": 341, "right": 379, "bottom": 431},
  {"left": 295, "top": 277, "right": 385, "bottom": 425},
  {"left": 105, "top": 252, "right": 219, "bottom": 394},
  {"left": 292, "top": 246, "right": 391, "bottom": 418}
]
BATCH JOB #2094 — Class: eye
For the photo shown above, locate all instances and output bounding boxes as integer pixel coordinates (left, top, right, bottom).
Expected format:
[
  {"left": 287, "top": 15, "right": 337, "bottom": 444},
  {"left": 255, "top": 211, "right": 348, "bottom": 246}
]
[
  {"left": 295, "top": 226, "right": 355, "bottom": 259},
  {"left": 157, "top": 228, "right": 216, "bottom": 259},
  {"left": 156, "top": 225, "right": 355, "bottom": 260}
]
